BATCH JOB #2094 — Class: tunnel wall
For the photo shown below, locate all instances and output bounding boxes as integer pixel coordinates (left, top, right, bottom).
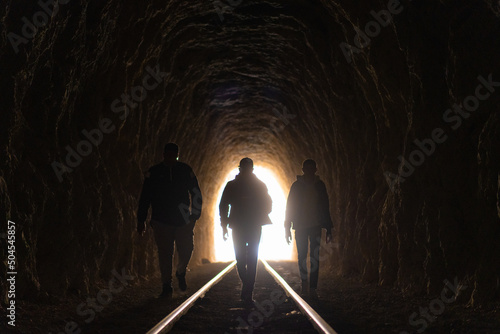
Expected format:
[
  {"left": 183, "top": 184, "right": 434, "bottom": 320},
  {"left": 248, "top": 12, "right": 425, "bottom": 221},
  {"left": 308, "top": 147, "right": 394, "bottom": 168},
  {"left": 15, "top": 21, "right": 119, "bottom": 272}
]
[{"left": 1, "top": 0, "right": 499, "bottom": 304}]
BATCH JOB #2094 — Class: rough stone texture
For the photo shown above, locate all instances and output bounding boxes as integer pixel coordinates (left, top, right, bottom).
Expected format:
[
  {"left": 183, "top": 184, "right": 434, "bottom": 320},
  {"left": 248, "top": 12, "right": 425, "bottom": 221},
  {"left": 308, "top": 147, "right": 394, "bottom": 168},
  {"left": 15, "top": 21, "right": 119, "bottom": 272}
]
[{"left": 1, "top": 0, "right": 499, "bottom": 305}]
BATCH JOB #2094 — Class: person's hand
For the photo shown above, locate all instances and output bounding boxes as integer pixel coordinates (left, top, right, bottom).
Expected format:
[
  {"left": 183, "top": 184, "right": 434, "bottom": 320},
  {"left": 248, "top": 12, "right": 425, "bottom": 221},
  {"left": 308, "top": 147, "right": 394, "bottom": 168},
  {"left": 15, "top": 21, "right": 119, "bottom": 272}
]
[
  {"left": 285, "top": 228, "right": 292, "bottom": 245},
  {"left": 222, "top": 225, "right": 229, "bottom": 241},
  {"left": 326, "top": 231, "right": 332, "bottom": 244},
  {"left": 137, "top": 221, "right": 146, "bottom": 236}
]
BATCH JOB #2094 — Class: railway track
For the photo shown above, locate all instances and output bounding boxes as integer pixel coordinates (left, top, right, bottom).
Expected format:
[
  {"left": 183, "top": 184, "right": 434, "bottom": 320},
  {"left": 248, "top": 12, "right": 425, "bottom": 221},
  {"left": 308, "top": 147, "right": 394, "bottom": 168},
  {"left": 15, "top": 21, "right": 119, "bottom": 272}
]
[{"left": 146, "top": 260, "right": 338, "bottom": 334}]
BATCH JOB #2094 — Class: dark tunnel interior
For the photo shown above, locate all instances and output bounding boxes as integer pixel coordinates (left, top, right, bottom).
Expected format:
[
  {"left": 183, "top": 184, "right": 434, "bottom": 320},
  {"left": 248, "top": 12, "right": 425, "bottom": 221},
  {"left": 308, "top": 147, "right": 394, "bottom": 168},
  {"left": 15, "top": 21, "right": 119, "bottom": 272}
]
[{"left": 1, "top": 0, "right": 500, "bottom": 331}]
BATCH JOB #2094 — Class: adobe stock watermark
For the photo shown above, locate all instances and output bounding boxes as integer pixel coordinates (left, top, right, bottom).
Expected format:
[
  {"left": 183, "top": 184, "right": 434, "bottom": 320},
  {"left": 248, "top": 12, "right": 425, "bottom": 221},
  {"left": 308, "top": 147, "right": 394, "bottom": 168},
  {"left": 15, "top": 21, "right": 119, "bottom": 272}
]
[
  {"left": 213, "top": 0, "right": 243, "bottom": 22},
  {"left": 299, "top": 234, "right": 336, "bottom": 276},
  {"left": 49, "top": 267, "right": 135, "bottom": 334},
  {"left": 51, "top": 65, "right": 168, "bottom": 182},
  {"left": 340, "top": 0, "right": 406, "bottom": 64},
  {"left": 224, "top": 288, "right": 287, "bottom": 334},
  {"left": 6, "top": 220, "right": 17, "bottom": 327},
  {"left": 399, "top": 276, "right": 468, "bottom": 334},
  {"left": 270, "top": 106, "right": 296, "bottom": 133},
  {"left": 178, "top": 187, "right": 203, "bottom": 224},
  {"left": 8, "top": 0, "right": 72, "bottom": 54},
  {"left": 385, "top": 74, "right": 500, "bottom": 191}
]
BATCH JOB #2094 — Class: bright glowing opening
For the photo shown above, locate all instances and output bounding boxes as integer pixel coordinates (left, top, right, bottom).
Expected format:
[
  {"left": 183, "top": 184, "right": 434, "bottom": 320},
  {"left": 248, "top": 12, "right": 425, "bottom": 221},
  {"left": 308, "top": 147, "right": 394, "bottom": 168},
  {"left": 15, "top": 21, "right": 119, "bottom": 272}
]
[{"left": 214, "top": 166, "right": 293, "bottom": 261}]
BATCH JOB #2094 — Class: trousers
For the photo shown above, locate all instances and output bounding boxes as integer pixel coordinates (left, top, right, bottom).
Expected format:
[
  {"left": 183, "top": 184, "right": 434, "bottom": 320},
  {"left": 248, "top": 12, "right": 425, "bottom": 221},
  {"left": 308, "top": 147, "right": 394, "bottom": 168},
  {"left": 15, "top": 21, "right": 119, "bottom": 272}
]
[
  {"left": 151, "top": 220, "right": 195, "bottom": 285},
  {"left": 295, "top": 227, "right": 322, "bottom": 289},
  {"left": 232, "top": 226, "right": 262, "bottom": 291}
]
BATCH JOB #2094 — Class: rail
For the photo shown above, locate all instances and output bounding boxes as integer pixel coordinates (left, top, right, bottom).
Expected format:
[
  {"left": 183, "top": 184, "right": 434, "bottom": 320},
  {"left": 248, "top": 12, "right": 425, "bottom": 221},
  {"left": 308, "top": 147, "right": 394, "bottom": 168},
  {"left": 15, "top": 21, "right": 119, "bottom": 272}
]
[
  {"left": 261, "top": 259, "right": 338, "bottom": 334},
  {"left": 146, "top": 259, "right": 338, "bottom": 334},
  {"left": 145, "top": 260, "right": 237, "bottom": 334}
]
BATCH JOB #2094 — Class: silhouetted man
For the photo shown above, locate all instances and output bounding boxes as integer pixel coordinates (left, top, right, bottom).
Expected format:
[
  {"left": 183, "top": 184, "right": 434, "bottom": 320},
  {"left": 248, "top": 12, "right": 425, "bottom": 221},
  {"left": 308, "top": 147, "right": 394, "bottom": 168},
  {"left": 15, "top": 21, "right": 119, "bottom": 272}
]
[
  {"left": 285, "top": 159, "right": 332, "bottom": 297},
  {"left": 219, "top": 158, "right": 272, "bottom": 303},
  {"left": 137, "top": 143, "right": 202, "bottom": 298}
]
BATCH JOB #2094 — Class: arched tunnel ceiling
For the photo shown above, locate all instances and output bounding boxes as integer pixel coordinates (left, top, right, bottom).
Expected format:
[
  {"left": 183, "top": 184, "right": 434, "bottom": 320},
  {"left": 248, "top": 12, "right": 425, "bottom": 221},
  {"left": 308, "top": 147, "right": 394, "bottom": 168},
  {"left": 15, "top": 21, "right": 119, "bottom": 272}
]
[{"left": 1, "top": 0, "right": 500, "bottom": 305}]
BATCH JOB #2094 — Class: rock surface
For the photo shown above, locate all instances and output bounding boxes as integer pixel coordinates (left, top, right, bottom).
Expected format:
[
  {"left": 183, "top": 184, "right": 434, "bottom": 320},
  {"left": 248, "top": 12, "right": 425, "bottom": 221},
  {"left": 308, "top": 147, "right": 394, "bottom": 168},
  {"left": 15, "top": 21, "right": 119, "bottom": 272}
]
[{"left": 1, "top": 0, "right": 499, "bottom": 307}]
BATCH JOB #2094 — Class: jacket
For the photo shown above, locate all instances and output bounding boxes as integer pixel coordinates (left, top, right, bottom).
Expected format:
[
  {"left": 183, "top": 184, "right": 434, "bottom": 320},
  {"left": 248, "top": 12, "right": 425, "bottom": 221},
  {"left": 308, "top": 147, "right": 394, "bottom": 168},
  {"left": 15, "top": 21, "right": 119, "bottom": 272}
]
[
  {"left": 137, "top": 161, "right": 202, "bottom": 226},
  {"left": 219, "top": 173, "right": 272, "bottom": 228},
  {"left": 285, "top": 175, "right": 333, "bottom": 232}
]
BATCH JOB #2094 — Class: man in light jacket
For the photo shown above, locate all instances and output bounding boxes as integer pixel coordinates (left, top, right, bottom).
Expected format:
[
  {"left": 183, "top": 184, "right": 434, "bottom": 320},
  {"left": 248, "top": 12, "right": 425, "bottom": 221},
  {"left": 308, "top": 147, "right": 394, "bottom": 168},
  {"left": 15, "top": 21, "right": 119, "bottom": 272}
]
[{"left": 220, "top": 157, "right": 272, "bottom": 303}]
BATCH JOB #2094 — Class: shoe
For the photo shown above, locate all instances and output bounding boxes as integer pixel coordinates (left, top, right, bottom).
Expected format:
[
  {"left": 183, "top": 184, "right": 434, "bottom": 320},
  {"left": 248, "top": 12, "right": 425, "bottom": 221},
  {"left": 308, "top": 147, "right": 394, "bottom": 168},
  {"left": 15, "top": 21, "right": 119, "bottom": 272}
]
[
  {"left": 159, "top": 283, "right": 173, "bottom": 298},
  {"left": 242, "top": 297, "right": 256, "bottom": 307},
  {"left": 309, "top": 287, "right": 318, "bottom": 299},
  {"left": 300, "top": 281, "right": 309, "bottom": 297},
  {"left": 176, "top": 272, "right": 187, "bottom": 291},
  {"left": 240, "top": 282, "right": 253, "bottom": 303},
  {"left": 241, "top": 290, "right": 255, "bottom": 306},
  {"left": 240, "top": 282, "right": 247, "bottom": 300}
]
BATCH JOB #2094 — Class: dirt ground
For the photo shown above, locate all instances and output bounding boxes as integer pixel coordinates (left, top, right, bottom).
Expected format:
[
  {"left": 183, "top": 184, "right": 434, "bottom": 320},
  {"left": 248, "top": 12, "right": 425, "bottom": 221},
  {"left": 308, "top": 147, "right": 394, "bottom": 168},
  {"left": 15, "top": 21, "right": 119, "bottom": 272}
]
[{"left": 2, "top": 261, "right": 499, "bottom": 333}]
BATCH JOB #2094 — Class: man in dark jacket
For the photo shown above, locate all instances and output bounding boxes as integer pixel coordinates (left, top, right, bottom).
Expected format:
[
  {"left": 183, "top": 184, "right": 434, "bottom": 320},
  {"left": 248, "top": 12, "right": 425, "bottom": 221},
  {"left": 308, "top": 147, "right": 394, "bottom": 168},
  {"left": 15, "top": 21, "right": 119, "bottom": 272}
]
[
  {"left": 219, "top": 158, "right": 272, "bottom": 303},
  {"left": 137, "top": 143, "right": 202, "bottom": 298},
  {"left": 285, "top": 159, "right": 332, "bottom": 297}
]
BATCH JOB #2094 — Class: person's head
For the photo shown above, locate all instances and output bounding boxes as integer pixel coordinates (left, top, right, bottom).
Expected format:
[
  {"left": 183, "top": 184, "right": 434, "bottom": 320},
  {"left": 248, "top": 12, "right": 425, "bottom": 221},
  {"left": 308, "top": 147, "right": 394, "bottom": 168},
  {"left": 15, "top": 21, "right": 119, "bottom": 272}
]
[
  {"left": 302, "top": 159, "right": 317, "bottom": 177},
  {"left": 238, "top": 157, "right": 254, "bottom": 176},
  {"left": 163, "top": 143, "right": 179, "bottom": 164}
]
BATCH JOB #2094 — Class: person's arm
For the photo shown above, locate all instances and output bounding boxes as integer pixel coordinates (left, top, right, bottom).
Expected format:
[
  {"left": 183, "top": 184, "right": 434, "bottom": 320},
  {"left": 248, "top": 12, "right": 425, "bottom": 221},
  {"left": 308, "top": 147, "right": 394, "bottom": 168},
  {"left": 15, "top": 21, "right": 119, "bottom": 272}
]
[
  {"left": 137, "top": 170, "right": 152, "bottom": 235},
  {"left": 188, "top": 167, "right": 202, "bottom": 223},
  {"left": 262, "top": 183, "right": 272, "bottom": 215},
  {"left": 284, "top": 183, "right": 296, "bottom": 244},
  {"left": 318, "top": 181, "right": 333, "bottom": 242},
  {"left": 219, "top": 183, "right": 231, "bottom": 241}
]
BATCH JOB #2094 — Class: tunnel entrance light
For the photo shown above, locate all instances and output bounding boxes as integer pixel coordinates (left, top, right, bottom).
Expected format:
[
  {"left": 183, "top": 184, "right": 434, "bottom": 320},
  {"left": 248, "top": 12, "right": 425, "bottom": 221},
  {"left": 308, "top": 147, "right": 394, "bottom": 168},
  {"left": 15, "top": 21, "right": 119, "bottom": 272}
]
[{"left": 214, "top": 166, "right": 292, "bottom": 261}]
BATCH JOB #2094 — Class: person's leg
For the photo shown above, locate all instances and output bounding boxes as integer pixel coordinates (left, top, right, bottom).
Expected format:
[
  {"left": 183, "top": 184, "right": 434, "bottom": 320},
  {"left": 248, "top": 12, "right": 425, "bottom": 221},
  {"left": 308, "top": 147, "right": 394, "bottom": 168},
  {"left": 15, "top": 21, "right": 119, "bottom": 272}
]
[
  {"left": 309, "top": 228, "right": 322, "bottom": 290},
  {"left": 243, "top": 226, "right": 262, "bottom": 300},
  {"left": 174, "top": 220, "right": 195, "bottom": 291},
  {"left": 151, "top": 220, "right": 176, "bottom": 296},
  {"left": 232, "top": 228, "right": 247, "bottom": 284},
  {"left": 295, "top": 229, "right": 309, "bottom": 284}
]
